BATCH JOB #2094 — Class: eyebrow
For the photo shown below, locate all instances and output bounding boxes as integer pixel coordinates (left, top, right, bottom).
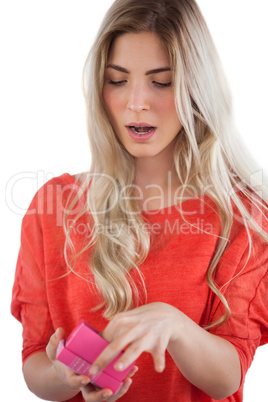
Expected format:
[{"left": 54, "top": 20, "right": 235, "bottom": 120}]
[{"left": 106, "top": 64, "right": 171, "bottom": 75}]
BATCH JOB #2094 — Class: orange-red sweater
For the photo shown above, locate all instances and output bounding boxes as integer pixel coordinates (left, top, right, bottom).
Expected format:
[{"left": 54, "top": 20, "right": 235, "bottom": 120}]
[{"left": 11, "top": 173, "right": 268, "bottom": 401}]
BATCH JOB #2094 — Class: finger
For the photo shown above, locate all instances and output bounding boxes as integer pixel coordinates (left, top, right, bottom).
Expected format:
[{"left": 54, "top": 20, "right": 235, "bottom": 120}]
[
  {"left": 80, "top": 385, "right": 113, "bottom": 401},
  {"left": 69, "top": 371, "right": 92, "bottom": 387},
  {"left": 108, "top": 378, "right": 132, "bottom": 401},
  {"left": 112, "top": 337, "right": 146, "bottom": 372},
  {"left": 54, "top": 360, "right": 92, "bottom": 389},
  {"left": 153, "top": 350, "right": 166, "bottom": 373},
  {"left": 87, "top": 359, "right": 135, "bottom": 400},
  {"left": 46, "top": 327, "right": 66, "bottom": 361},
  {"left": 118, "top": 377, "right": 132, "bottom": 394},
  {"left": 126, "top": 365, "right": 139, "bottom": 378},
  {"left": 114, "top": 338, "right": 166, "bottom": 374},
  {"left": 151, "top": 339, "right": 168, "bottom": 373},
  {"left": 89, "top": 327, "right": 141, "bottom": 377},
  {"left": 89, "top": 344, "right": 122, "bottom": 377}
]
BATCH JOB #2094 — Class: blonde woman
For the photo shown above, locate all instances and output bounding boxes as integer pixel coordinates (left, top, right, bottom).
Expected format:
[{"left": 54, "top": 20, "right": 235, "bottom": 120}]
[{"left": 11, "top": 0, "right": 268, "bottom": 401}]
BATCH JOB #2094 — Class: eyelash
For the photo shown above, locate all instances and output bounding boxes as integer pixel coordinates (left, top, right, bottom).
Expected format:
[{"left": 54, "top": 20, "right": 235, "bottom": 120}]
[
  {"left": 108, "top": 80, "right": 126, "bottom": 86},
  {"left": 107, "top": 80, "right": 172, "bottom": 88},
  {"left": 153, "top": 81, "right": 172, "bottom": 88}
]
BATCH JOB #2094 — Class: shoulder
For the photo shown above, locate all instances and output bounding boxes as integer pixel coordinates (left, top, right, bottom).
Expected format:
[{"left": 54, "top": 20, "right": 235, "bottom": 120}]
[
  {"left": 232, "top": 188, "right": 268, "bottom": 231},
  {"left": 43, "top": 172, "right": 82, "bottom": 190},
  {"left": 20, "top": 173, "right": 84, "bottom": 233},
  {"left": 211, "top": 190, "right": 268, "bottom": 285},
  {"left": 24, "top": 173, "right": 81, "bottom": 213}
]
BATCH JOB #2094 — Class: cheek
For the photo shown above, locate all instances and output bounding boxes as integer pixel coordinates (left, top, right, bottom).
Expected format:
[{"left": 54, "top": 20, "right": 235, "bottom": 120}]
[
  {"left": 156, "top": 96, "right": 178, "bottom": 119},
  {"left": 102, "top": 89, "right": 112, "bottom": 112},
  {"left": 103, "top": 92, "right": 123, "bottom": 121}
]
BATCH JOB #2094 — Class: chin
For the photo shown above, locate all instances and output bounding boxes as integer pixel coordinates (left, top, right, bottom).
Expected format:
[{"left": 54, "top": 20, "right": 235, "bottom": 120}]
[{"left": 126, "top": 148, "right": 159, "bottom": 159}]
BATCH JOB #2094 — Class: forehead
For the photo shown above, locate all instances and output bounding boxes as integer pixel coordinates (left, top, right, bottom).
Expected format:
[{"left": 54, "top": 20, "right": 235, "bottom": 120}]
[{"left": 107, "top": 32, "right": 170, "bottom": 68}]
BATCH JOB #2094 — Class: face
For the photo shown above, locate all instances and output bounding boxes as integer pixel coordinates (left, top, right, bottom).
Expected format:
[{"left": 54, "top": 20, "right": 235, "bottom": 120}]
[{"left": 102, "top": 32, "right": 182, "bottom": 160}]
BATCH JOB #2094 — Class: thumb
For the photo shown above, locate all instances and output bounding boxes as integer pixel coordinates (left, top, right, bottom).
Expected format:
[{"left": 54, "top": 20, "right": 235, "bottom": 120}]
[
  {"left": 46, "top": 327, "right": 66, "bottom": 361},
  {"left": 55, "top": 327, "right": 66, "bottom": 342}
]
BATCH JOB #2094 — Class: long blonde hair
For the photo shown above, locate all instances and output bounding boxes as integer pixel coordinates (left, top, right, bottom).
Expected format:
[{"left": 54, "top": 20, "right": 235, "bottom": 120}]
[{"left": 65, "top": 0, "right": 268, "bottom": 327}]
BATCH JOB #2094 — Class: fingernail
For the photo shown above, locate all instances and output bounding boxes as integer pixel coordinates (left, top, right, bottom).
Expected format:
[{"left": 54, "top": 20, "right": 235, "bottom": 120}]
[
  {"left": 55, "top": 328, "right": 60, "bottom": 339},
  {"left": 129, "top": 367, "right": 138, "bottom": 377},
  {"left": 123, "top": 378, "right": 132, "bottom": 388},
  {"left": 115, "top": 362, "right": 125, "bottom": 371},
  {"left": 89, "top": 365, "right": 99, "bottom": 376},
  {"left": 102, "top": 392, "right": 113, "bottom": 398}
]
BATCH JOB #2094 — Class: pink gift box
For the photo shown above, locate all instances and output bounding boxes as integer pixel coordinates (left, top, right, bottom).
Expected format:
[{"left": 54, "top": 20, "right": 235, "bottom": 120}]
[{"left": 56, "top": 320, "right": 135, "bottom": 394}]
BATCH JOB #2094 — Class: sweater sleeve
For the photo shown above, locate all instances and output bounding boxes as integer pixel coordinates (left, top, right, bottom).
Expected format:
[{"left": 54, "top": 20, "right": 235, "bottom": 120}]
[
  {"left": 11, "top": 174, "right": 86, "bottom": 365},
  {"left": 11, "top": 192, "right": 54, "bottom": 365},
  {"left": 208, "top": 226, "right": 268, "bottom": 388}
]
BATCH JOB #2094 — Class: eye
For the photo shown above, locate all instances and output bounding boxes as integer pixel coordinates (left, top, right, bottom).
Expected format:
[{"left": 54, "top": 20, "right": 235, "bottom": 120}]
[
  {"left": 153, "top": 81, "right": 172, "bottom": 88},
  {"left": 108, "top": 80, "right": 126, "bottom": 86}
]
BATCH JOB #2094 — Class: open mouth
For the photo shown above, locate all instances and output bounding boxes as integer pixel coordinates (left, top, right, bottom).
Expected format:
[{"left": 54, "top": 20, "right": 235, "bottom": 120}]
[{"left": 128, "top": 126, "right": 155, "bottom": 135}]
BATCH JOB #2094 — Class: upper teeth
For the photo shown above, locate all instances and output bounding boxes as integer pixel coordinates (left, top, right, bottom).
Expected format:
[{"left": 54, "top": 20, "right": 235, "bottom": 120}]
[{"left": 130, "top": 126, "right": 154, "bottom": 134}]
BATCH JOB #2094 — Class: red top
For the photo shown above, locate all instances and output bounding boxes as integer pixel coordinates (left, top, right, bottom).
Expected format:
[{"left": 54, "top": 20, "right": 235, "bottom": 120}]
[{"left": 11, "top": 173, "right": 268, "bottom": 401}]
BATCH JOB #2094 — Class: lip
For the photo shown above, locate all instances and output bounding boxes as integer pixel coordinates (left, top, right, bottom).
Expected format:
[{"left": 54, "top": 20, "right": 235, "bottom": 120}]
[
  {"left": 127, "top": 122, "right": 155, "bottom": 127},
  {"left": 126, "top": 125, "right": 156, "bottom": 142}
]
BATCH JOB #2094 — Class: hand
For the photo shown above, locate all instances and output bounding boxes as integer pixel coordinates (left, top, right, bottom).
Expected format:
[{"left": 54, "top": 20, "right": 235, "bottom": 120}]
[
  {"left": 46, "top": 327, "right": 138, "bottom": 401},
  {"left": 89, "top": 303, "right": 180, "bottom": 377},
  {"left": 80, "top": 365, "right": 138, "bottom": 401},
  {"left": 46, "top": 328, "right": 91, "bottom": 390}
]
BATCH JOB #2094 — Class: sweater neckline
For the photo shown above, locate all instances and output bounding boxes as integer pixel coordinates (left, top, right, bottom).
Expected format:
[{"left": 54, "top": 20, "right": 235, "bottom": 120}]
[{"left": 63, "top": 172, "right": 210, "bottom": 220}]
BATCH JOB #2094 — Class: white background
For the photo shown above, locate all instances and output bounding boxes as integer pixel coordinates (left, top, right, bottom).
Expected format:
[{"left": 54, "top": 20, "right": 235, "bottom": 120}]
[{"left": 1, "top": 1, "right": 268, "bottom": 400}]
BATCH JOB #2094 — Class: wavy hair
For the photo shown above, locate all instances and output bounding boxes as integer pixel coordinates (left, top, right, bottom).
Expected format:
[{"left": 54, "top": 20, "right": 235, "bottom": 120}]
[{"left": 64, "top": 0, "right": 268, "bottom": 328}]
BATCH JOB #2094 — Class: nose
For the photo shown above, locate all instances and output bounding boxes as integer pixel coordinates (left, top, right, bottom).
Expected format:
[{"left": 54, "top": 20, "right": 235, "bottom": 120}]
[{"left": 127, "top": 83, "right": 150, "bottom": 112}]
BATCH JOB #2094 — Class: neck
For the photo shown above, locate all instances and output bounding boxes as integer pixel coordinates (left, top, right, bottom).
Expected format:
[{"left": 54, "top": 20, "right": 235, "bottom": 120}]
[
  {"left": 134, "top": 157, "right": 178, "bottom": 190},
  {"left": 134, "top": 138, "right": 179, "bottom": 188},
  {"left": 133, "top": 151, "right": 182, "bottom": 211}
]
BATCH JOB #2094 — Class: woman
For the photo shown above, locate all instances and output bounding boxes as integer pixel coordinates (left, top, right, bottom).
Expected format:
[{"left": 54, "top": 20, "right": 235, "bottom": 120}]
[{"left": 11, "top": 0, "right": 268, "bottom": 401}]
